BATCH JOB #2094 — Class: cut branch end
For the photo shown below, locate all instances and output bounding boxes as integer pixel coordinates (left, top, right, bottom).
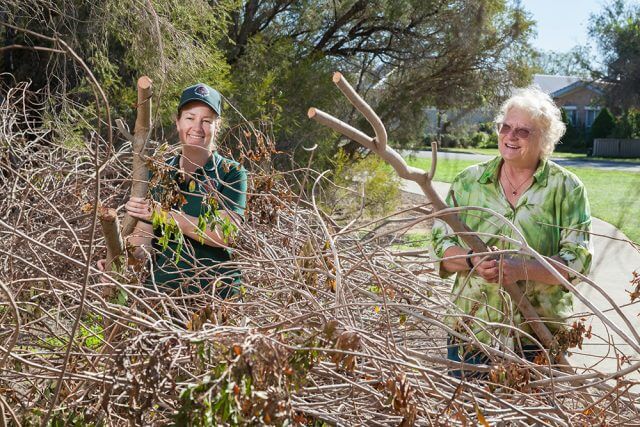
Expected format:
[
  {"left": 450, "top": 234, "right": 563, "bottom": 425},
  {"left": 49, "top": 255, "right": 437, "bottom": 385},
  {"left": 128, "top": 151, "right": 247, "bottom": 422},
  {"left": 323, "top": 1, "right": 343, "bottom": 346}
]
[{"left": 137, "top": 76, "right": 152, "bottom": 90}]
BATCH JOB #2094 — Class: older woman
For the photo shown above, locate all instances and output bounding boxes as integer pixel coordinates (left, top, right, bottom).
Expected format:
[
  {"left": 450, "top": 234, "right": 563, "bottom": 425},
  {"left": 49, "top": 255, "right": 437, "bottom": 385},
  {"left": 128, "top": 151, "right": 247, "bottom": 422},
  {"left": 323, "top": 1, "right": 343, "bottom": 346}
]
[
  {"left": 125, "top": 83, "right": 247, "bottom": 297},
  {"left": 431, "top": 87, "right": 593, "bottom": 371}
]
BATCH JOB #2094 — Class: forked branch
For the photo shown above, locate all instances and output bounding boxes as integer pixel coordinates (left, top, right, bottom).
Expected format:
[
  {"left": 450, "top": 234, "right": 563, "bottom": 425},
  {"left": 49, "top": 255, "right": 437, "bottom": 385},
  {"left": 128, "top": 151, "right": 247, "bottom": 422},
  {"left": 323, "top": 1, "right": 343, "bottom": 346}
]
[{"left": 101, "top": 76, "right": 152, "bottom": 271}]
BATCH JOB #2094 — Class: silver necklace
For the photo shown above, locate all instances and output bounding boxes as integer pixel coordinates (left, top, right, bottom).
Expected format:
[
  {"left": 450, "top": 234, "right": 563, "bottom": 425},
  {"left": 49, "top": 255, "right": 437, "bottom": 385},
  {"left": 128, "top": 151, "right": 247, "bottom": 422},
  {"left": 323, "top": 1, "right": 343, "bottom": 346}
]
[{"left": 502, "top": 168, "right": 531, "bottom": 196}]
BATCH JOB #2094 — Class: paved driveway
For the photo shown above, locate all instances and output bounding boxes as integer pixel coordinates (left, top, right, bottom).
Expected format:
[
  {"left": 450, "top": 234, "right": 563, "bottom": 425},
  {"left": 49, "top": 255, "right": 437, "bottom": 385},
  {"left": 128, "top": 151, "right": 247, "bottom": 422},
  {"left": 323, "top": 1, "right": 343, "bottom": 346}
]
[
  {"left": 402, "top": 179, "right": 640, "bottom": 377},
  {"left": 404, "top": 150, "right": 640, "bottom": 172}
]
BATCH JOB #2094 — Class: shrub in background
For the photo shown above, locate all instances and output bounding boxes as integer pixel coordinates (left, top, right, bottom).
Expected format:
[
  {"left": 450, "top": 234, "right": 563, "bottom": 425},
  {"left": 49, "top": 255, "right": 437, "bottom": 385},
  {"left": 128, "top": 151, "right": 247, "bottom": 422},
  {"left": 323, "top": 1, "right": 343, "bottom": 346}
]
[
  {"left": 328, "top": 149, "right": 400, "bottom": 219},
  {"left": 558, "top": 108, "right": 586, "bottom": 151},
  {"left": 590, "top": 108, "right": 616, "bottom": 139},
  {"left": 611, "top": 109, "right": 640, "bottom": 139},
  {"left": 424, "top": 121, "right": 497, "bottom": 150},
  {"left": 436, "top": 133, "right": 469, "bottom": 148},
  {"left": 475, "top": 122, "right": 499, "bottom": 148}
]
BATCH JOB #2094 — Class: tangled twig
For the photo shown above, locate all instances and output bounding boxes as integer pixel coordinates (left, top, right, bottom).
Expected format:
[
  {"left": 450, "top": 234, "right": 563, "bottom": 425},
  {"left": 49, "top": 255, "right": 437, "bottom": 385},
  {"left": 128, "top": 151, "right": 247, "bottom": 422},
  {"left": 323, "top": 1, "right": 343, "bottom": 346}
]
[{"left": 1, "top": 67, "right": 640, "bottom": 427}]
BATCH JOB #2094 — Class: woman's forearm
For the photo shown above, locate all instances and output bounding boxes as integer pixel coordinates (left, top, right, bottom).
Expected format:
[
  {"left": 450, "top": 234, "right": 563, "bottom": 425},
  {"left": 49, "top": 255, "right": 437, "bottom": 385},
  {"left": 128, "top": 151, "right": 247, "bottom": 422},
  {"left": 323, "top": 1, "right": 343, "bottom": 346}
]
[
  {"left": 442, "top": 246, "right": 569, "bottom": 286},
  {"left": 510, "top": 255, "right": 569, "bottom": 285},
  {"left": 441, "top": 246, "right": 474, "bottom": 273},
  {"left": 169, "top": 209, "right": 240, "bottom": 248}
]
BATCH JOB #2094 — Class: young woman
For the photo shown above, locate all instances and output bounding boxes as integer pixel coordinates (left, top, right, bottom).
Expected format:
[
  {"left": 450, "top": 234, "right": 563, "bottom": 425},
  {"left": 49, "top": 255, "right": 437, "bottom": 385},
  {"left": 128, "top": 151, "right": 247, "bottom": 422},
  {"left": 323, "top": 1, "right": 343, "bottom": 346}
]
[{"left": 125, "top": 83, "right": 247, "bottom": 297}]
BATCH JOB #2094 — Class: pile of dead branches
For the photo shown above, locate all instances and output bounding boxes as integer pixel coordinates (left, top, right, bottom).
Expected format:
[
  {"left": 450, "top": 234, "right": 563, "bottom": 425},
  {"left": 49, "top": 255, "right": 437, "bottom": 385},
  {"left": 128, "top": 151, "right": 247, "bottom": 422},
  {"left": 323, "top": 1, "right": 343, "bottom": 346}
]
[{"left": 1, "top": 80, "right": 640, "bottom": 427}]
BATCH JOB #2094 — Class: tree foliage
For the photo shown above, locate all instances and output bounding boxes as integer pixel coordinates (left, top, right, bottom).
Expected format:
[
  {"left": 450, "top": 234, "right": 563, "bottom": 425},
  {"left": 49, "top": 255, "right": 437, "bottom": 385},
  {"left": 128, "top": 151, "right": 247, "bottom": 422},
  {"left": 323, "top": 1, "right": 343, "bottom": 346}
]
[
  {"left": 329, "top": 149, "right": 400, "bottom": 218},
  {"left": 225, "top": 0, "right": 536, "bottom": 150},
  {"left": 611, "top": 108, "right": 640, "bottom": 138},
  {"left": 1, "top": 0, "right": 536, "bottom": 157},
  {"left": 533, "top": 47, "right": 592, "bottom": 78},
  {"left": 589, "top": 0, "right": 640, "bottom": 110},
  {"left": 1, "top": 0, "right": 235, "bottom": 126},
  {"left": 559, "top": 107, "right": 585, "bottom": 150}
]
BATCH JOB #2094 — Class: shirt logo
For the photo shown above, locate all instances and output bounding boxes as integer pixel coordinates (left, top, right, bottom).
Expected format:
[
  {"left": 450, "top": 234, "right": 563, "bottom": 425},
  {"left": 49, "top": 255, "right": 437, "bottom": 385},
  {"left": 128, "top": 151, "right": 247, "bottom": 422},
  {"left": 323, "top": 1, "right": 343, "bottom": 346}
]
[
  {"left": 195, "top": 85, "right": 209, "bottom": 97},
  {"left": 203, "top": 176, "right": 218, "bottom": 194}
]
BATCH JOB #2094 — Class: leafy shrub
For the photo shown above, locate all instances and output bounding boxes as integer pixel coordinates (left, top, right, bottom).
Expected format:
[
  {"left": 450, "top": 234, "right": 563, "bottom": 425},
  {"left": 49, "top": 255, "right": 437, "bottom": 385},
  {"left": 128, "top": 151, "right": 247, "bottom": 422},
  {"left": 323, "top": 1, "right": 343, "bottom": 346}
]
[
  {"left": 425, "top": 122, "right": 497, "bottom": 149},
  {"left": 611, "top": 109, "right": 640, "bottom": 138},
  {"left": 591, "top": 107, "right": 616, "bottom": 139},
  {"left": 329, "top": 150, "right": 401, "bottom": 218},
  {"left": 472, "top": 130, "right": 498, "bottom": 148},
  {"left": 437, "top": 133, "right": 469, "bottom": 148},
  {"left": 558, "top": 108, "right": 586, "bottom": 150},
  {"left": 476, "top": 122, "right": 499, "bottom": 148}
]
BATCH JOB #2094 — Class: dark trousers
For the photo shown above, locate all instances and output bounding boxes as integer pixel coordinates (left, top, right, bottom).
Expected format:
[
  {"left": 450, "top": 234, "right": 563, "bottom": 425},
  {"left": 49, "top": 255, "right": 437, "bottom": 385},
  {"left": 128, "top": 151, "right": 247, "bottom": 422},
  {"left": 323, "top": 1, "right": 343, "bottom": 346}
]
[{"left": 447, "top": 336, "right": 542, "bottom": 379}]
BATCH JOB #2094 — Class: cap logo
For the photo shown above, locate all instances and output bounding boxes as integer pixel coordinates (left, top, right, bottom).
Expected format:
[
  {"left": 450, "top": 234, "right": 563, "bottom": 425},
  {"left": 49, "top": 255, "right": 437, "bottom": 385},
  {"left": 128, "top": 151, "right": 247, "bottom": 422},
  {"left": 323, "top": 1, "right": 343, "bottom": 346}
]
[{"left": 195, "top": 85, "right": 209, "bottom": 97}]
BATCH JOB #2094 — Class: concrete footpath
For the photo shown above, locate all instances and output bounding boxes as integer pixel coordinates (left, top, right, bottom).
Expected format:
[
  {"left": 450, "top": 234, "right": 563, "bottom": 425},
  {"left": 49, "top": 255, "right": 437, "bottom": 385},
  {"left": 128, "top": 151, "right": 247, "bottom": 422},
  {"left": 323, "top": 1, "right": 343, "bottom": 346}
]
[{"left": 403, "top": 179, "right": 640, "bottom": 375}]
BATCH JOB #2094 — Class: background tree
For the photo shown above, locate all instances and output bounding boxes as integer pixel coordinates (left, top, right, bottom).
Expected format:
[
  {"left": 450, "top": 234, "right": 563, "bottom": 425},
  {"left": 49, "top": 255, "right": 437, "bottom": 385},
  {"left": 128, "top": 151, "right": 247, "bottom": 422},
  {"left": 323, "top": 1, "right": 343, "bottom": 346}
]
[
  {"left": 0, "top": 0, "right": 236, "bottom": 138},
  {"left": 589, "top": 0, "right": 640, "bottom": 111},
  {"left": 225, "top": 0, "right": 537, "bottom": 158},
  {"left": 559, "top": 107, "right": 584, "bottom": 150},
  {"left": 532, "top": 46, "right": 592, "bottom": 77},
  {"left": 1, "top": 0, "right": 536, "bottom": 162}
]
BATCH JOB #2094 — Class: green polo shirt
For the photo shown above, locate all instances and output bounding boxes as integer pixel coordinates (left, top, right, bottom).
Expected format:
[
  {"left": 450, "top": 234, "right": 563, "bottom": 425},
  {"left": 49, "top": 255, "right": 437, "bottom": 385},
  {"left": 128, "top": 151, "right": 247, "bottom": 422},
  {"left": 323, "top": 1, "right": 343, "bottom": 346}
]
[
  {"left": 149, "top": 152, "right": 247, "bottom": 296},
  {"left": 431, "top": 156, "right": 593, "bottom": 347}
]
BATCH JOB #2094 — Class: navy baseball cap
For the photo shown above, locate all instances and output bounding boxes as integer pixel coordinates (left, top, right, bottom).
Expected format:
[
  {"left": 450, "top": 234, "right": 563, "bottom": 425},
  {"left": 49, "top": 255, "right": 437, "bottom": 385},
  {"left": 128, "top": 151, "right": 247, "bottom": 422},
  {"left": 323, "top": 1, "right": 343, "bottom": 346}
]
[{"left": 178, "top": 83, "right": 222, "bottom": 116}]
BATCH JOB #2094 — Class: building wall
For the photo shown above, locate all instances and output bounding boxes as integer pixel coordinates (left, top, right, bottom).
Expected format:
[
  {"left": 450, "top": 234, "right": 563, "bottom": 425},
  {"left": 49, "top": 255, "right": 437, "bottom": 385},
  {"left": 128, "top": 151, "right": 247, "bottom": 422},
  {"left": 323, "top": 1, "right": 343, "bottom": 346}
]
[{"left": 553, "top": 86, "right": 603, "bottom": 128}]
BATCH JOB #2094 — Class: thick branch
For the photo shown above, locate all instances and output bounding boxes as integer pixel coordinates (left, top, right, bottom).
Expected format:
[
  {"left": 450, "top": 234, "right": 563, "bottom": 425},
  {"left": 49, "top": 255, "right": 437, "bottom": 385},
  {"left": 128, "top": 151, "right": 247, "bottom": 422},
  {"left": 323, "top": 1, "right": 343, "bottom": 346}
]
[
  {"left": 98, "top": 207, "right": 124, "bottom": 271},
  {"left": 332, "top": 72, "right": 387, "bottom": 148},
  {"left": 313, "top": 0, "right": 367, "bottom": 52},
  {"left": 120, "top": 76, "right": 153, "bottom": 237}
]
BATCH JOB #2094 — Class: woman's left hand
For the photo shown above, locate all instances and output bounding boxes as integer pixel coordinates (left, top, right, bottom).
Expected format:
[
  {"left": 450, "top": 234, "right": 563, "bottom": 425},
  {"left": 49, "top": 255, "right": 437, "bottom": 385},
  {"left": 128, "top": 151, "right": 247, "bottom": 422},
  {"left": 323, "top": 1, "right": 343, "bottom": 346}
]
[{"left": 125, "top": 196, "right": 156, "bottom": 222}]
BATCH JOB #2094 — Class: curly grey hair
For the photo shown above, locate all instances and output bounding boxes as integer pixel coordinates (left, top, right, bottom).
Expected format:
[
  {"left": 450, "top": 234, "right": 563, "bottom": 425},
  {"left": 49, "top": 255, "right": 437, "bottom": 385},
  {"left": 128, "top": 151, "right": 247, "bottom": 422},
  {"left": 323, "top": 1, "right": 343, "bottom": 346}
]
[{"left": 495, "top": 86, "right": 566, "bottom": 159}]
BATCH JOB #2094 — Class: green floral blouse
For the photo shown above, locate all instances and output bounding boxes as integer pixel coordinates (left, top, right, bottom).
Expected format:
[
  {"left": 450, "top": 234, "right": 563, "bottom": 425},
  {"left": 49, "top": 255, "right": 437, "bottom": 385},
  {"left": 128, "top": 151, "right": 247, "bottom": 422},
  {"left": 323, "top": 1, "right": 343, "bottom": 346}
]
[{"left": 431, "top": 156, "right": 593, "bottom": 346}]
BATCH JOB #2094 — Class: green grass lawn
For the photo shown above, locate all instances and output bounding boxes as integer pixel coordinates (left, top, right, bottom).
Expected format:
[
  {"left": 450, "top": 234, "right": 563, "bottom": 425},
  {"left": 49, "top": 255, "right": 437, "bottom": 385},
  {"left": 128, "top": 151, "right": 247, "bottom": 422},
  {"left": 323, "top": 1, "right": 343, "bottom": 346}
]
[
  {"left": 430, "top": 147, "right": 581, "bottom": 158},
  {"left": 567, "top": 167, "right": 640, "bottom": 244},
  {"left": 418, "top": 147, "right": 640, "bottom": 163},
  {"left": 391, "top": 232, "right": 432, "bottom": 251},
  {"left": 408, "top": 157, "right": 478, "bottom": 182},
  {"left": 406, "top": 156, "right": 640, "bottom": 243}
]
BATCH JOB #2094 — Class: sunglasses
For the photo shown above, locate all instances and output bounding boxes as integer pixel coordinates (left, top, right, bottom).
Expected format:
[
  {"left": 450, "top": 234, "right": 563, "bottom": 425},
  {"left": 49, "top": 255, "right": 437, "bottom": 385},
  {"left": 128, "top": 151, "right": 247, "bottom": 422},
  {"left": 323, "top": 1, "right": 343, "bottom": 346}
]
[{"left": 496, "top": 122, "right": 534, "bottom": 139}]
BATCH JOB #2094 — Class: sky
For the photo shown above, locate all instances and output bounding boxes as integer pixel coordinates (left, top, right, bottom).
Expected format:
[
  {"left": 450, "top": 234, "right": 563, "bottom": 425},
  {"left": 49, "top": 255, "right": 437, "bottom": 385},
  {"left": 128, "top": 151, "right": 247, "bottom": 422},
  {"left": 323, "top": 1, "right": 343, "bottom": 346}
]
[{"left": 520, "top": 0, "right": 607, "bottom": 59}]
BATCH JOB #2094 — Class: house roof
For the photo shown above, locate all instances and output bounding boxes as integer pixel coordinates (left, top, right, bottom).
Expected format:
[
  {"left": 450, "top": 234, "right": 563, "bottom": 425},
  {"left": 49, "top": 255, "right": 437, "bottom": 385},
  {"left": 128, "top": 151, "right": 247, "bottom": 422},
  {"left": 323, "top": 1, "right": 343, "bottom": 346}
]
[
  {"left": 550, "top": 80, "right": 605, "bottom": 98},
  {"left": 532, "top": 74, "right": 582, "bottom": 94}
]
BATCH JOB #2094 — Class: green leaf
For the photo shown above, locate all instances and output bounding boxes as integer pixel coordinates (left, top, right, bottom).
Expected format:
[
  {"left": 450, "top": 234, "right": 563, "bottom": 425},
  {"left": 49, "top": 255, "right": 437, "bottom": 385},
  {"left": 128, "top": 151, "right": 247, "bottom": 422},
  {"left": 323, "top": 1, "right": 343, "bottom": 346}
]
[{"left": 116, "top": 288, "right": 128, "bottom": 305}]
